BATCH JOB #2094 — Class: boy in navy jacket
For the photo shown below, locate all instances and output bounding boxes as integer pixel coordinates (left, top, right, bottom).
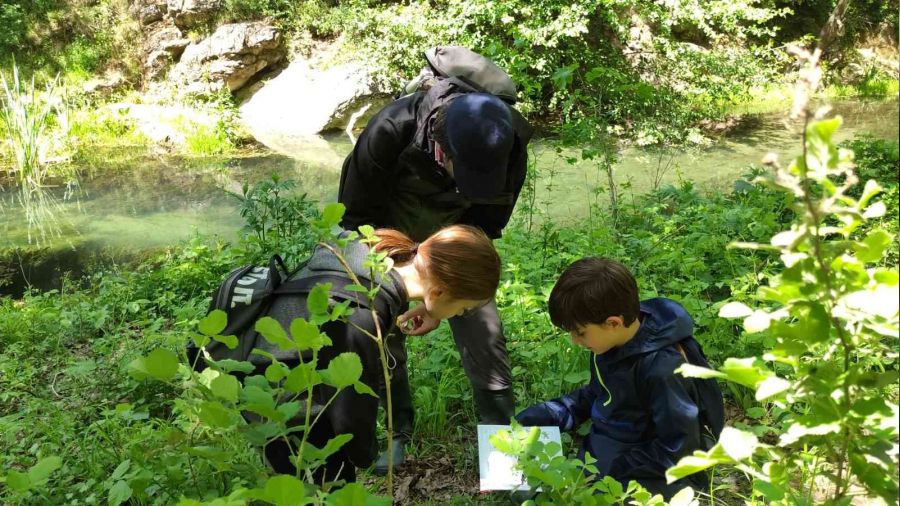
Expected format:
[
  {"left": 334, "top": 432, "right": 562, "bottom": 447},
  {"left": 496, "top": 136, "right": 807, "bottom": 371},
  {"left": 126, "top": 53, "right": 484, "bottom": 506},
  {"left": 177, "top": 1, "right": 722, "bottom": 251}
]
[{"left": 516, "top": 258, "right": 724, "bottom": 498}]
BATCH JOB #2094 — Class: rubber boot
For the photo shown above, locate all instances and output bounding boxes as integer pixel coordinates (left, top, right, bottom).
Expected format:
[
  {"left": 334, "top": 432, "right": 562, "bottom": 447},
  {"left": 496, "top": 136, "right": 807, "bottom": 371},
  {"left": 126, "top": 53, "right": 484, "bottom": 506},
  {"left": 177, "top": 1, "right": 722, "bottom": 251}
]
[
  {"left": 473, "top": 387, "right": 515, "bottom": 424},
  {"left": 373, "top": 437, "right": 406, "bottom": 476},
  {"left": 374, "top": 369, "right": 413, "bottom": 476}
]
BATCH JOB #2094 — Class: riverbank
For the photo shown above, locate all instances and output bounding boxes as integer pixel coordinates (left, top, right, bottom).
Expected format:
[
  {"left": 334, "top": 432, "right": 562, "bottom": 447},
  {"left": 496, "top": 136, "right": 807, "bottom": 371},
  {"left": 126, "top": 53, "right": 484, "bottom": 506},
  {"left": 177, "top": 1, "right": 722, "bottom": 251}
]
[{"left": 1, "top": 129, "right": 896, "bottom": 504}]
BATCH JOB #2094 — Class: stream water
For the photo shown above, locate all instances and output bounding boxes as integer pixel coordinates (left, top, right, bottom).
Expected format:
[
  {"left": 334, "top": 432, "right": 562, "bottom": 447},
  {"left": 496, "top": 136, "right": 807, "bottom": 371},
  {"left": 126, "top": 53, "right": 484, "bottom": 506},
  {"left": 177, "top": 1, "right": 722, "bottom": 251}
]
[{"left": 1, "top": 99, "right": 897, "bottom": 295}]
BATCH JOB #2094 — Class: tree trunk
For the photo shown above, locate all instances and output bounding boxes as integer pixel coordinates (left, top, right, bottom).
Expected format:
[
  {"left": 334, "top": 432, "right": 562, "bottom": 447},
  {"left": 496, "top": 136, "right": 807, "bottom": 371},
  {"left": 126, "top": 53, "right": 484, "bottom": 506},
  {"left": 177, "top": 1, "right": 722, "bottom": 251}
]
[{"left": 817, "top": 0, "right": 852, "bottom": 55}]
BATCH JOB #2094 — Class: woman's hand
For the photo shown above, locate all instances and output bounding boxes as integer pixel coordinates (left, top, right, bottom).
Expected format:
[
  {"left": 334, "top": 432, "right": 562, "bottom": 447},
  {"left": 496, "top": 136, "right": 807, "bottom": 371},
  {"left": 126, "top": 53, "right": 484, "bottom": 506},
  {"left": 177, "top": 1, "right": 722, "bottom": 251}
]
[{"left": 397, "top": 304, "right": 440, "bottom": 336}]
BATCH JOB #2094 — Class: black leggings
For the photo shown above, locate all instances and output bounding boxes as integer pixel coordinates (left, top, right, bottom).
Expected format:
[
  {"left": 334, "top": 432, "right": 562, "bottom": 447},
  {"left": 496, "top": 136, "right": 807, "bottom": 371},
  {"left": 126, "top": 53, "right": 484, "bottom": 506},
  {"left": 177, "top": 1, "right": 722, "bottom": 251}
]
[{"left": 263, "top": 424, "right": 357, "bottom": 484}]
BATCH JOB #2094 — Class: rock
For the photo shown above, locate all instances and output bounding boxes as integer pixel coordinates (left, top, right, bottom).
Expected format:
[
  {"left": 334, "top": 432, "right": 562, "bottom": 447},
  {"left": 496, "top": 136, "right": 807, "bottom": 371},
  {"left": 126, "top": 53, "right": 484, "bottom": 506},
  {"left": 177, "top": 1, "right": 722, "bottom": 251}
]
[
  {"left": 82, "top": 71, "right": 128, "bottom": 96},
  {"left": 169, "top": 22, "right": 284, "bottom": 94},
  {"left": 238, "top": 55, "right": 386, "bottom": 144},
  {"left": 129, "top": 0, "right": 168, "bottom": 26},
  {"left": 144, "top": 50, "right": 175, "bottom": 81},
  {"left": 147, "top": 25, "right": 191, "bottom": 56},
  {"left": 142, "top": 24, "right": 191, "bottom": 81},
  {"left": 167, "top": 0, "right": 222, "bottom": 29}
]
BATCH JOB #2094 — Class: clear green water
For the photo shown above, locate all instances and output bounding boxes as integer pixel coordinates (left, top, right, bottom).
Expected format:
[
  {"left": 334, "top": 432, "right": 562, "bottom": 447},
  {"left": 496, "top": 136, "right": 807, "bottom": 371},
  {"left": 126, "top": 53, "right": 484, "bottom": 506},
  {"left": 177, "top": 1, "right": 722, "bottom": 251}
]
[
  {"left": 529, "top": 100, "right": 899, "bottom": 223},
  {"left": 0, "top": 99, "right": 896, "bottom": 294}
]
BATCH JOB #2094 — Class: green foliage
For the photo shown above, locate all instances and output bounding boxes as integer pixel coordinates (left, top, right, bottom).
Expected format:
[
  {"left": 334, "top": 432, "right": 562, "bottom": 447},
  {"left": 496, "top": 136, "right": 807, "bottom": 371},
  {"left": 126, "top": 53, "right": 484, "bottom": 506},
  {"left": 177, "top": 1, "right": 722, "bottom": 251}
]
[
  {"left": 672, "top": 117, "right": 899, "bottom": 504},
  {"left": 68, "top": 106, "right": 148, "bottom": 154},
  {"left": 231, "top": 174, "right": 321, "bottom": 267},
  {"left": 490, "top": 425, "right": 697, "bottom": 505},
  {"left": 270, "top": 0, "right": 790, "bottom": 143},
  {"left": 185, "top": 122, "right": 235, "bottom": 156},
  {"left": 845, "top": 136, "right": 899, "bottom": 266},
  {"left": 0, "top": 0, "right": 62, "bottom": 61},
  {"left": 1, "top": 64, "right": 71, "bottom": 245},
  {"left": 1, "top": 0, "right": 140, "bottom": 84},
  {"left": 0, "top": 62, "right": 896, "bottom": 501}
]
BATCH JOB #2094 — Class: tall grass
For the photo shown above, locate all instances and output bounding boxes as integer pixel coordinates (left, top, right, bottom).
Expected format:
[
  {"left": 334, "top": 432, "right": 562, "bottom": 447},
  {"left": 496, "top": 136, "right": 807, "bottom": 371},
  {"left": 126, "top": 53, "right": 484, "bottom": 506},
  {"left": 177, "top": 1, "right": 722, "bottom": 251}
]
[{"left": 1, "top": 65, "right": 69, "bottom": 245}]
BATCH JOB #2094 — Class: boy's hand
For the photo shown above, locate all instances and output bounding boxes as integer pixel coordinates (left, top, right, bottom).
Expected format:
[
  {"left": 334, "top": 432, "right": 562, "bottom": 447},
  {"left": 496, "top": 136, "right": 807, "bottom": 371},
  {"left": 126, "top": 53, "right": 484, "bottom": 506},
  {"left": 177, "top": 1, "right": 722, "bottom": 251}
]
[
  {"left": 515, "top": 403, "right": 560, "bottom": 427},
  {"left": 397, "top": 304, "right": 440, "bottom": 336}
]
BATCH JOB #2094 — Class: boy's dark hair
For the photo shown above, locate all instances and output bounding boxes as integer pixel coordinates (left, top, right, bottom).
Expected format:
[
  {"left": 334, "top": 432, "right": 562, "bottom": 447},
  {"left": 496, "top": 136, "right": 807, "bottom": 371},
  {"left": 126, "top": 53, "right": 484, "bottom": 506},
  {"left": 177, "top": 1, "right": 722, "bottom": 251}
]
[{"left": 548, "top": 257, "right": 641, "bottom": 330}]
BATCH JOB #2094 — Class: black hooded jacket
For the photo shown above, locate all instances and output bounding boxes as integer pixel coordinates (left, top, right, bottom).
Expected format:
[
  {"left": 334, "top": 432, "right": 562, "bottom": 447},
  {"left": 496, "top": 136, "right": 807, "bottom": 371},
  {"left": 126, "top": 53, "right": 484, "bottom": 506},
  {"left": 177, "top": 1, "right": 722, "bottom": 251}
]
[
  {"left": 337, "top": 79, "right": 533, "bottom": 241},
  {"left": 516, "top": 298, "right": 725, "bottom": 498}
]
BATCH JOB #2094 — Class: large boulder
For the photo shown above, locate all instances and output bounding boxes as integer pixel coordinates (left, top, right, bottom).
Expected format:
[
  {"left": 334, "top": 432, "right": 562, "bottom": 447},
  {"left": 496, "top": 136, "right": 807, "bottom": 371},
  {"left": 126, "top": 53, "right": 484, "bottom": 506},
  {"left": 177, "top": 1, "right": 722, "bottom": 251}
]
[
  {"left": 238, "top": 55, "right": 387, "bottom": 147},
  {"left": 169, "top": 22, "right": 284, "bottom": 94},
  {"left": 167, "top": 0, "right": 222, "bottom": 29},
  {"left": 142, "top": 24, "right": 192, "bottom": 81}
]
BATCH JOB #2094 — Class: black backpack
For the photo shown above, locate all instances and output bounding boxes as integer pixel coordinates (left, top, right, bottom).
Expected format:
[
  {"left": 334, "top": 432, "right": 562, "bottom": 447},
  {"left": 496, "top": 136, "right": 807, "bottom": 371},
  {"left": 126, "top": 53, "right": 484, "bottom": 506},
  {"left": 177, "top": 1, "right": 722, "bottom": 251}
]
[
  {"left": 401, "top": 46, "right": 518, "bottom": 104},
  {"left": 189, "top": 254, "right": 393, "bottom": 371}
]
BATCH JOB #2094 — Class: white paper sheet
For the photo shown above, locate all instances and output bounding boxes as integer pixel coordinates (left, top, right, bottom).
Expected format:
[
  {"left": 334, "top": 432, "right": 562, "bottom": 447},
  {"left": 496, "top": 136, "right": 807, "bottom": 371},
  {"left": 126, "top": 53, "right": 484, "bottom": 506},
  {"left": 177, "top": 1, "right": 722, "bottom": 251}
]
[{"left": 477, "top": 424, "right": 562, "bottom": 492}]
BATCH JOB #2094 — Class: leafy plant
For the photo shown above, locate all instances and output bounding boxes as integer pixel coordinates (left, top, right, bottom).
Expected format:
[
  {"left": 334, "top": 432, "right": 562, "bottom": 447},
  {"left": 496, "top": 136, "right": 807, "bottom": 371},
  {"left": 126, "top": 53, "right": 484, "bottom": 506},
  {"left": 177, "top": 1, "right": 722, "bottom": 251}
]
[
  {"left": 490, "top": 424, "right": 698, "bottom": 505},
  {"left": 123, "top": 203, "right": 403, "bottom": 503},
  {"left": 231, "top": 175, "right": 320, "bottom": 267},
  {"left": 0, "top": 63, "right": 71, "bottom": 245},
  {"left": 669, "top": 48, "right": 899, "bottom": 505}
]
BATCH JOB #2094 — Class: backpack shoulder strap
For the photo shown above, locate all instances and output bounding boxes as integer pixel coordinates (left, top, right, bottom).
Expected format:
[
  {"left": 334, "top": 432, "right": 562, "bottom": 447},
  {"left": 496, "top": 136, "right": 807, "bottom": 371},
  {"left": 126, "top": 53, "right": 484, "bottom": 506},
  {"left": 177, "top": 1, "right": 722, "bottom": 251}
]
[{"left": 275, "top": 274, "right": 395, "bottom": 319}]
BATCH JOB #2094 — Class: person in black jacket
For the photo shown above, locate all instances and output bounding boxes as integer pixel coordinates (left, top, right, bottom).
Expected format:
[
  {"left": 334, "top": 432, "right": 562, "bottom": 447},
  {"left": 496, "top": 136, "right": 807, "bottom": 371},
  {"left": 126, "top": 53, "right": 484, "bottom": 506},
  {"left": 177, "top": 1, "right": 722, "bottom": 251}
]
[
  {"left": 338, "top": 77, "right": 534, "bottom": 471},
  {"left": 516, "top": 258, "right": 725, "bottom": 498},
  {"left": 261, "top": 225, "right": 501, "bottom": 483}
]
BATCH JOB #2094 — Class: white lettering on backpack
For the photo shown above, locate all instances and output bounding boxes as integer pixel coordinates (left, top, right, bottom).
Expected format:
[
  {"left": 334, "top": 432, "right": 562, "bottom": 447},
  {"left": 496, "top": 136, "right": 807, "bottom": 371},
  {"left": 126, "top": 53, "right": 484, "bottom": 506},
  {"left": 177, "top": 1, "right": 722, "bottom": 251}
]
[
  {"left": 231, "top": 286, "right": 255, "bottom": 307},
  {"left": 230, "top": 268, "right": 269, "bottom": 307}
]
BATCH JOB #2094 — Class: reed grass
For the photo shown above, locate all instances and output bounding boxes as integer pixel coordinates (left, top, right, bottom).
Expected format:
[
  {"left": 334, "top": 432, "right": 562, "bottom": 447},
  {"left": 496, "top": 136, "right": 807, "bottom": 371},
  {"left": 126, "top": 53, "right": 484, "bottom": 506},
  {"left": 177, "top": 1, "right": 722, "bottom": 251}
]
[{"left": 1, "top": 64, "right": 69, "bottom": 245}]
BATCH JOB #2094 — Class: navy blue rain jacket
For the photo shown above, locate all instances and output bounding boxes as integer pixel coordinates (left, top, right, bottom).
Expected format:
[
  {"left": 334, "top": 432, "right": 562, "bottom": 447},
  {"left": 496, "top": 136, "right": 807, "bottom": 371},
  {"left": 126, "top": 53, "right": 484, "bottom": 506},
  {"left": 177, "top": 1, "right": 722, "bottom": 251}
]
[{"left": 516, "top": 298, "right": 725, "bottom": 498}]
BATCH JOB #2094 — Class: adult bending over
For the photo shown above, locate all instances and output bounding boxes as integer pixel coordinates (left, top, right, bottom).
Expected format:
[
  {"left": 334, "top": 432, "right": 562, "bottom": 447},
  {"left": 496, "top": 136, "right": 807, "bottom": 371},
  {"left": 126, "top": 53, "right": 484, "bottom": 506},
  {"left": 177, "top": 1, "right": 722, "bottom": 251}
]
[{"left": 258, "top": 225, "right": 501, "bottom": 482}]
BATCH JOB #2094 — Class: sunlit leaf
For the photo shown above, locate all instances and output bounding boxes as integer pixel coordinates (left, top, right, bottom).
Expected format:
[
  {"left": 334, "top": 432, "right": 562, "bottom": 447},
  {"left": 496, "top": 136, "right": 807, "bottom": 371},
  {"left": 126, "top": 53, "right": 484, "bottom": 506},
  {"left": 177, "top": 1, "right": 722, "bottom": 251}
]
[
  {"left": 210, "top": 373, "right": 241, "bottom": 402},
  {"left": 6, "top": 470, "right": 30, "bottom": 492},
  {"left": 676, "top": 363, "right": 725, "bottom": 380},
  {"left": 755, "top": 376, "right": 790, "bottom": 401},
  {"left": 326, "top": 482, "right": 390, "bottom": 505},
  {"left": 779, "top": 421, "right": 841, "bottom": 446},
  {"left": 261, "top": 474, "right": 307, "bottom": 506},
  {"left": 855, "top": 229, "right": 892, "bottom": 263},
  {"left": 198, "top": 401, "right": 235, "bottom": 428},
  {"left": 358, "top": 224, "right": 376, "bottom": 239},
  {"left": 199, "top": 310, "right": 227, "bottom": 336},
  {"left": 666, "top": 454, "right": 724, "bottom": 483},
  {"left": 255, "top": 317, "right": 294, "bottom": 351},
  {"left": 128, "top": 348, "right": 179, "bottom": 381},
  {"left": 719, "top": 358, "right": 770, "bottom": 388},
  {"left": 290, "top": 318, "right": 331, "bottom": 351},
  {"left": 307, "top": 283, "right": 332, "bottom": 316},
  {"left": 862, "top": 201, "right": 886, "bottom": 219},
  {"left": 720, "top": 427, "right": 758, "bottom": 461},
  {"left": 321, "top": 353, "right": 363, "bottom": 388},
  {"left": 284, "top": 363, "right": 322, "bottom": 393},
  {"left": 108, "top": 480, "right": 132, "bottom": 506},
  {"left": 669, "top": 486, "right": 697, "bottom": 506},
  {"left": 353, "top": 381, "right": 378, "bottom": 397},
  {"left": 719, "top": 301, "right": 753, "bottom": 319},
  {"left": 212, "top": 333, "right": 239, "bottom": 350},
  {"left": 320, "top": 203, "right": 346, "bottom": 228},
  {"left": 743, "top": 311, "right": 772, "bottom": 333}
]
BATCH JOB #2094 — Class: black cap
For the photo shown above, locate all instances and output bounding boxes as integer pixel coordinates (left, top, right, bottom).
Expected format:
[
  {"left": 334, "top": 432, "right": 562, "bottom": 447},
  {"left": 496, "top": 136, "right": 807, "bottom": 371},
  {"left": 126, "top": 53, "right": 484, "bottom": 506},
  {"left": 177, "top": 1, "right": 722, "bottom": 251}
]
[{"left": 444, "top": 93, "right": 514, "bottom": 199}]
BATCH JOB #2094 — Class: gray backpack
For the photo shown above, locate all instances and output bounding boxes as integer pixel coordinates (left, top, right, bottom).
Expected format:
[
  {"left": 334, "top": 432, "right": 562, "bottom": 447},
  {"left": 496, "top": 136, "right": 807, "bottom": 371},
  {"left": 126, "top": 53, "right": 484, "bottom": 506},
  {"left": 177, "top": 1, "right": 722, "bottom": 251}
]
[{"left": 402, "top": 46, "right": 518, "bottom": 104}]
